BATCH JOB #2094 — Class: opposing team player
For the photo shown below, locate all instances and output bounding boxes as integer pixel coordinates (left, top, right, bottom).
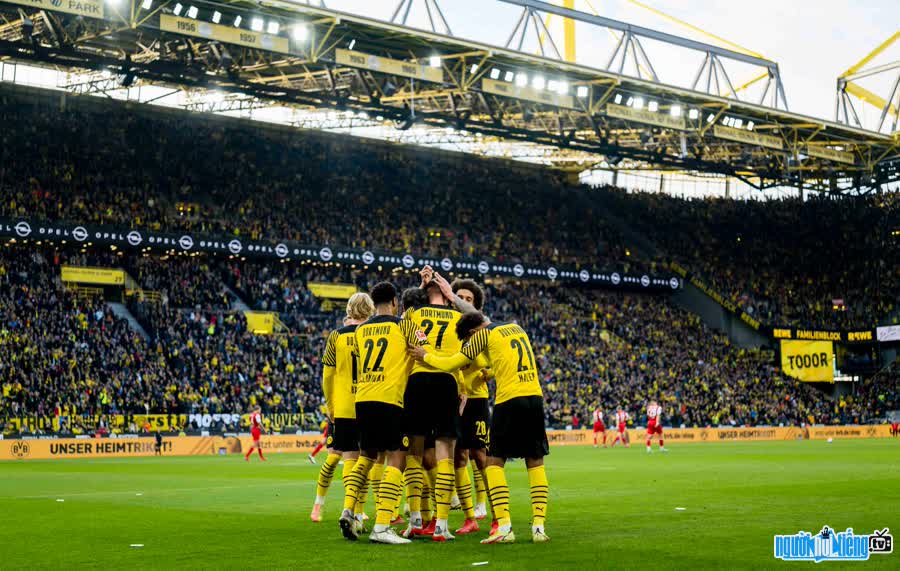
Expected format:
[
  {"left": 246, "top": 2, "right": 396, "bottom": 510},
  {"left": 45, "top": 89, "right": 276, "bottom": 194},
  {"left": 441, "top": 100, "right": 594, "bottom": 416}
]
[
  {"left": 307, "top": 418, "right": 331, "bottom": 464},
  {"left": 645, "top": 400, "right": 667, "bottom": 453},
  {"left": 339, "top": 282, "right": 424, "bottom": 545},
  {"left": 244, "top": 406, "right": 266, "bottom": 461},
  {"left": 452, "top": 278, "right": 491, "bottom": 533},
  {"left": 610, "top": 407, "right": 629, "bottom": 448},
  {"left": 592, "top": 406, "right": 607, "bottom": 448},
  {"left": 409, "top": 305, "right": 551, "bottom": 545},
  {"left": 401, "top": 268, "right": 466, "bottom": 542},
  {"left": 311, "top": 293, "right": 375, "bottom": 523}
]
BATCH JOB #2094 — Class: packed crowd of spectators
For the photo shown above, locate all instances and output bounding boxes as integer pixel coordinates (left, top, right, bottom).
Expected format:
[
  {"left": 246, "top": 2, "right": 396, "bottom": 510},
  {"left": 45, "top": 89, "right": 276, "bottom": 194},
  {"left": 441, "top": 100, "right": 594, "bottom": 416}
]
[
  {"left": 597, "top": 187, "right": 899, "bottom": 329},
  {"left": 2, "top": 243, "right": 894, "bottom": 436},
  {"left": 0, "top": 88, "right": 627, "bottom": 270}
]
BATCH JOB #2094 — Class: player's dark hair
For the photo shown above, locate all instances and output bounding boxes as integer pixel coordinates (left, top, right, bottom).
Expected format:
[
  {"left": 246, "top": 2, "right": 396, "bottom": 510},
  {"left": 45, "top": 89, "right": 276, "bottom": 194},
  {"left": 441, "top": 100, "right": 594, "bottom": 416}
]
[
  {"left": 370, "top": 282, "right": 398, "bottom": 306},
  {"left": 451, "top": 278, "right": 485, "bottom": 310},
  {"left": 456, "top": 311, "right": 487, "bottom": 340},
  {"left": 401, "top": 287, "right": 429, "bottom": 312}
]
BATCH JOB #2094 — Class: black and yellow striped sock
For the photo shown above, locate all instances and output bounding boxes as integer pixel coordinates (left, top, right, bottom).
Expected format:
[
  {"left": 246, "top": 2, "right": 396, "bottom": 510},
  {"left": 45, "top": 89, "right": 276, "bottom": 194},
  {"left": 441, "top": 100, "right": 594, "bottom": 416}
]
[
  {"left": 485, "top": 465, "right": 511, "bottom": 528},
  {"left": 376, "top": 466, "right": 403, "bottom": 527},
  {"left": 455, "top": 466, "right": 476, "bottom": 520},
  {"left": 404, "top": 456, "right": 425, "bottom": 520},
  {"left": 315, "top": 453, "right": 341, "bottom": 501},
  {"left": 342, "top": 455, "right": 372, "bottom": 512},
  {"left": 435, "top": 458, "right": 455, "bottom": 522},
  {"left": 357, "top": 461, "right": 383, "bottom": 516},
  {"left": 473, "top": 465, "right": 487, "bottom": 506},
  {"left": 425, "top": 467, "right": 437, "bottom": 522},
  {"left": 528, "top": 464, "right": 549, "bottom": 529}
]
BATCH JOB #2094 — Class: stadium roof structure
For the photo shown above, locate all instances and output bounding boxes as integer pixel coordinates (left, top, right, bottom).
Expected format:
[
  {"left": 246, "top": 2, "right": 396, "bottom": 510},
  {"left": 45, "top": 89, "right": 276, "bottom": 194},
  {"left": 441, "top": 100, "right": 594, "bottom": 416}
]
[{"left": 0, "top": 0, "right": 897, "bottom": 194}]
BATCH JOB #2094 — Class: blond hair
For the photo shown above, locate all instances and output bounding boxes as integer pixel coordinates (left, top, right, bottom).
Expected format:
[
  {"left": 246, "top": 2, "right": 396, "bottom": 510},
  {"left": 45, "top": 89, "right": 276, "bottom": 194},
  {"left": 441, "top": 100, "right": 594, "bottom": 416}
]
[{"left": 346, "top": 292, "right": 375, "bottom": 321}]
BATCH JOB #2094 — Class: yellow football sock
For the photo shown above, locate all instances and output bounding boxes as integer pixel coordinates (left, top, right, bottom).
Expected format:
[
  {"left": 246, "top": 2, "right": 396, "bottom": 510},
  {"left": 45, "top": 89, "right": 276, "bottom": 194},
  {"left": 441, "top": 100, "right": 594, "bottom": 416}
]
[
  {"left": 404, "top": 456, "right": 425, "bottom": 519},
  {"left": 485, "top": 465, "right": 511, "bottom": 528},
  {"left": 376, "top": 466, "right": 403, "bottom": 526},
  {"left": 528, "top": 465, "right": 549, "bottom": 529},
  {"left": 342, "top": 455, "right": 372, "bottom": 512},
  {"left": 315, "top": 453, "right": 341, "bottom": 501},
  {"left": 455, "top": 466, "right": 475, "bottom": 520},
  {"left": 435, "top": 458, "right": 455, "bottom": 522},
  {"left": 473, "top": 465, "right": 487, "bottom": 506},
  {"left": 357, "top": 461, "right": 383, "bottom": 515}
]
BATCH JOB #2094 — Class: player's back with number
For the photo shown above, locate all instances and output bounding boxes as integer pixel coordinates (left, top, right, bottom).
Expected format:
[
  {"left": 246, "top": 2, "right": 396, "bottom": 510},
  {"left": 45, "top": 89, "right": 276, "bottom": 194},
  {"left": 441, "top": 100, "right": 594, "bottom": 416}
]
[
  {"left": 465, "top": 322, "right": 543, "bottom": 405},
  {"left": 406, "top": 304, "right": 462, "bottom": 374},
  {"left": 353, "top": 316, "right": 421, "bottom": 407}
]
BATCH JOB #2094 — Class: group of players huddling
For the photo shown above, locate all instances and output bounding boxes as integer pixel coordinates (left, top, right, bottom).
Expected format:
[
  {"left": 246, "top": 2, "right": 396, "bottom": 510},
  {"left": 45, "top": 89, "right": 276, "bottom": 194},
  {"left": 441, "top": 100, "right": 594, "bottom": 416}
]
[{"left": 306, "top": 266, "right": 550, "bottom": 544}]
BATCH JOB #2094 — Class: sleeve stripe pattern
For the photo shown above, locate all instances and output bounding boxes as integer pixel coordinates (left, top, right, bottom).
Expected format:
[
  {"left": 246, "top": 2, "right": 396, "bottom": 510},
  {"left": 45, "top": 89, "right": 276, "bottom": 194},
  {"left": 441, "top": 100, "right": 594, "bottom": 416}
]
[
  {"left": 461, "top": 329, "right": 489, "bottom": 360},
  {"left": 322, "top": 330, "right": 338, "bottom": 367}
]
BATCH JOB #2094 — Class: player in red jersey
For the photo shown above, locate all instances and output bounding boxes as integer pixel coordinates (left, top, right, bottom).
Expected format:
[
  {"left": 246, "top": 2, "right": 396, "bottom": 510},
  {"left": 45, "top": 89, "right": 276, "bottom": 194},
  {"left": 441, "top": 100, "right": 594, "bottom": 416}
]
[
  {"left": 592, "top": 406, "right": 607, "bottom": 448},
  {"left": 244, "top": 407, "right": 266, "bottom": 461},
  {"left": 308, "top": 419, "right": 331, "bottom": 464},
  {"left": 891, "top": 420, "right": 898, "bottom": 437},
  {"left": 610, "top": 407, "right": 629, "bottom": 447},
  {"left": 645, "top": 400, "right": 667, "bottom": 453}
]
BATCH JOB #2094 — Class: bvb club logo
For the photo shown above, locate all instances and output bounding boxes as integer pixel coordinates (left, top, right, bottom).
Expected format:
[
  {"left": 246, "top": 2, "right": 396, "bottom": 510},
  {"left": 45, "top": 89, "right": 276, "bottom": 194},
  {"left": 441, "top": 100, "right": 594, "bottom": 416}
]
[
  {"left": 11, "top": 441, "right": 30, "bottom": 458},
  {"left": 402, "top": 436, "right": 410, "bottom": 448},
  {"left": 326, "top": 436, "right": 333, "bottom": 446}
]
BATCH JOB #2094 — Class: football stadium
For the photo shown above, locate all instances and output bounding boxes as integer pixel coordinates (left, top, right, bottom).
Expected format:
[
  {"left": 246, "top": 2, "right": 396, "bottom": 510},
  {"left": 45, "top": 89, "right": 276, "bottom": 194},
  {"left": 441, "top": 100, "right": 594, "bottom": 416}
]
[{"left": 0, "top": 0, "right": 897, "bottom": 567}]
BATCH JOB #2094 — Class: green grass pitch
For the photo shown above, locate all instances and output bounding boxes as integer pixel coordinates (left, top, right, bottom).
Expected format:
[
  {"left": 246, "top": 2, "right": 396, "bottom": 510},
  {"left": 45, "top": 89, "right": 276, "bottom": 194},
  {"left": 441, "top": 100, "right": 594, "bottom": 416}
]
[{"left": 1, "top": 440, "right": 897, "bottom": 569}]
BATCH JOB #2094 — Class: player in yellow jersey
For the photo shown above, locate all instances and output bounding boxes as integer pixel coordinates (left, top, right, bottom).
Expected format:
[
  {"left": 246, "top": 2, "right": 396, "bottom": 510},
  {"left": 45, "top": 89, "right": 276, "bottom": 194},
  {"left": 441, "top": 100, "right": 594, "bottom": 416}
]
[
  {"left": 400, "top": 267, "right": 468, "bottom": 542},
  {"left": 311, "top": 294, "right": 375, "bottom": 523},
  {"left": 408, "top": 303, "right": 551, "bottom": 544},
  {"left": 451, "top": 279, "right": 492, "bottom": 533},
  {"left": 339, "top": 282, "right": 424, "bottom": 545}
]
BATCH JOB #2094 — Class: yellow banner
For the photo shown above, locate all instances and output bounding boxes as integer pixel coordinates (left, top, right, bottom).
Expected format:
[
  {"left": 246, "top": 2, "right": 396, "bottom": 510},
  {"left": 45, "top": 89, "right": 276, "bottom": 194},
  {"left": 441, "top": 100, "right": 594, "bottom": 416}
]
[
  {"left": 61, "top": 266, "right": 125, "bottom": 285},
  {"left": 481, "top": 78, "right": 576, "bottom": 109},
  {"left": 336, "top": 48, "right": 443, "bottom": 83},
  {"left": 307, "top": 282, "right": 357, "bottom": 300},
  {"left": 244, "top": 311, "right": 275, "bottom": 334},
  {"left": 2, "top": 0, "right": 104, "bottom": 19},
  {"left": 780, "top": 340, "right": 834, "bottom": 382},
  {"left": 713, "top": 125, "right": 784, "bottom": 150},
  {"left": 606, "top": 103, "right": 687, "bottom": 130},
  {"left": 160, "top": 15, "right": 290, "bottom": 54},
  {"left": 806, "top": 145, "right": 856, "bottom": 165}
]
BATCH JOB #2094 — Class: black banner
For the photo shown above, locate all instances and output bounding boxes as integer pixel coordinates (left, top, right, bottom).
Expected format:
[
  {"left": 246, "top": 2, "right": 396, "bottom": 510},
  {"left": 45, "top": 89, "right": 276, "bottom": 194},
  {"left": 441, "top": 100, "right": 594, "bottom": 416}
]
[
  {"left": 0, "top": 218, "right": 682, "bottom": 291},
  {"left": 670, "top": 263, "right": 879, "bottom": 345}
]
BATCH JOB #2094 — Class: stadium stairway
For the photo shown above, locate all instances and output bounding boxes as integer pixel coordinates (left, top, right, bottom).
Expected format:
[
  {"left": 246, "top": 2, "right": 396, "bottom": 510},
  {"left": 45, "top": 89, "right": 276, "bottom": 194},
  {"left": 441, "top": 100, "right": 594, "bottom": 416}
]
[
  {"left": 597, "top": 201, "right": 769, "bottom": 349},
  {"left": 106, "top": 302, "right": 150, "bottom": 341}
]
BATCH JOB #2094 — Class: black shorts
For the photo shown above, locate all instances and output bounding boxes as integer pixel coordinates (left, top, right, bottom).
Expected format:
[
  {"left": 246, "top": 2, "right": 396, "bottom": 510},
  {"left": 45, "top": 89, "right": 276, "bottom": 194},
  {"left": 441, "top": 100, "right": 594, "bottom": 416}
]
[
  {"left": 356, "top": 401, "right": 409, "bottom": 453},
  {"left": 329, "top": 418, "right": 359, "bottom": 453},
  {"left": 404, "top": 372, "right": 460, "bottom": 440},
  {"left": 459, "top": 398, "right": 490, "bottom": 450},
  {"left": 489, "top": 395, "right": 549, "bottom": 460}
]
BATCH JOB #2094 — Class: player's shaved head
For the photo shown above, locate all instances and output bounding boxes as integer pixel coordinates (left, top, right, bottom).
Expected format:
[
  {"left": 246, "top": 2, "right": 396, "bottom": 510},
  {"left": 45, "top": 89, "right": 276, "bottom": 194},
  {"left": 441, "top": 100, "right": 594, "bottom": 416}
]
[
  {"left": 451, "top": 278, "right": 484, "bottom": 310},
  {"left": 456, "top": 311, "right": 488, "bottom": 340}
]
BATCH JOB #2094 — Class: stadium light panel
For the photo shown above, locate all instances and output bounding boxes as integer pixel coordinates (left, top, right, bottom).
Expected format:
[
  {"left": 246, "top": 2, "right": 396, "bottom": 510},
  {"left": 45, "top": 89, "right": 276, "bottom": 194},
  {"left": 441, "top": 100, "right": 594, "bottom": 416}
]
[
  {"left": 140, "top": 0, "right": 152, "bottom": 9},
  {"left": 632, "top": 97, "right": 644, "bottom": 110},
  {"left": 470, "top": 64, "right": 479, "bottom": 74},
  {"left": 489, "top": 68, "right": 500, "bottom": 80},
  {"left": 576, "top": 86, "right": 589, "bottom": 98},
  {"left": 625, "top": 96, "right": 634, "bottom": 106},
  {"left": 429, "top": 56, "right": 441, "bottom": 68},
  {"left": 251, "top": 18, "right": 264, "bottom": 32},
  {"left": 211, "top": 10, "right": 221, "bottom": 23},
  {"left": 173, "top": 3, "right": 183, "bottom": 15},
  {"left": 688, "top": 108, "right": 699, "bottom": 119},
  {"left": 504, "top": 71, "right": 514, "bottom": 82},
  {"left": 556, "top": 81, "right": 568, "bottom": 95},
  {"left": 186, "top": 5, "right": 198, "bottom": 19},
  {"left": 515, "top": 73, "right": 528, "bottom": 87},
  {"left": 532, "top": 76, "right": 545, "bottom": 90},
  {"left": 293, "top": 24, "right": 308, "bottom": 41},
  {"left": 648, "top": 101, "right": 658, "bottom": 112},
  {"left": 267, "top": 21, "right": 280, "bottom": 35},
  {"left": 670, "top": 104, "right": 682, "bottom": 117},
  {"left": 348, "top": 39, "right": 356, "bottom": 50},
  {"left": 746, "top": 121, "right": 755, "bottom": 131},
  {"left": 233, "top": 15, "right": 242, "bottom": 27},
  {"left": 706, "top": 113, "right": 715, "bottom": 123},
  {"left": 106, "top": 0, "right": 121, "bottom": 5},
  {"left": 547, "top": 80, "right": 558, "bottom": 92},
  {"left": 734, "top": 118, "right": 743, "bottom": 128},
  {"left": 614, "top": 93, "right": 623, "bottom": 104}
]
